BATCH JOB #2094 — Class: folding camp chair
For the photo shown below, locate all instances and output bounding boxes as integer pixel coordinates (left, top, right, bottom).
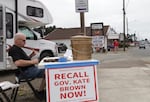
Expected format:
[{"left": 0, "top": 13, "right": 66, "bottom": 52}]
[
  {"left": 11, "top": 68, "right": 43, "bottom": 101},
  {"left": 0, "top": 81, "right": 19, "bottom": 102},
  {"left": 7, "top": 56, "right": 42, "bottom": 101}
]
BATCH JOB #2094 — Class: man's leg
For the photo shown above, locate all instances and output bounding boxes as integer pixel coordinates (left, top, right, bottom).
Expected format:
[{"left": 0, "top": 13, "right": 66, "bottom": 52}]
[{"left": 22, "top": 66, "right": 45, "bottom": 91}]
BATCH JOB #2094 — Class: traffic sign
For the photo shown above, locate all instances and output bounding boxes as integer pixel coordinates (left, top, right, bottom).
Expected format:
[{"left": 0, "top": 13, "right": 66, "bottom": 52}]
[{"left": 75, "top": 0, "right": 88, "bottom": 13}]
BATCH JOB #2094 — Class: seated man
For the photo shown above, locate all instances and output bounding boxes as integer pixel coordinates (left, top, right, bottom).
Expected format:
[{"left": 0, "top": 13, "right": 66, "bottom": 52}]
[{"left": 8, "top": 33, "right": 45, "bottom": 98}]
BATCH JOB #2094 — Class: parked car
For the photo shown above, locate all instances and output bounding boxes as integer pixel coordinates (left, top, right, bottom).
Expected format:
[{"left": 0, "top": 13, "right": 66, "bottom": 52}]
[
  {"left": 57, "top": 43, "right": 68, "bottom": 53},
  {"left": 139, "top": 41, "right": 146, "bottom": 49}
]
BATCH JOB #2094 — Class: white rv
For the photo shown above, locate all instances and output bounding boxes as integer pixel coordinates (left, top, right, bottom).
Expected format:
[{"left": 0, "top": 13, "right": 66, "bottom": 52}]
[{"left": 0, "top": 0, "right": 58, "bottom": 70}]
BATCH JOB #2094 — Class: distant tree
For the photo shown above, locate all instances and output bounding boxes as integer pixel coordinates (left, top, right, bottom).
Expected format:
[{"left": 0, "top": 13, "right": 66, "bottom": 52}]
[
  {"left": 33, "top": 25, "right": 56, "bottom": 37},
  {"left": 45, "top": 25, "right": 56, "bottom": 35}
]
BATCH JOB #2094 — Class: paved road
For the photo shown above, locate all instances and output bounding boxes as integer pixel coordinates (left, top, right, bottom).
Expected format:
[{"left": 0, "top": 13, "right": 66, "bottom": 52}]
[
  {"left": 1, "top": 47, "right": 150, "bottom": 102},
  {"left": 93, "top": 47, "right": 150, "bottom": 68},
  {"left": 96, "top": 47, "right": 150, "bottom": 102}
]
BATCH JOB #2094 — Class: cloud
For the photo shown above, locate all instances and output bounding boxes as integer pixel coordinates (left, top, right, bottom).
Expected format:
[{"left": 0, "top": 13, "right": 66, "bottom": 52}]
[{"left": 39, "top": 0, "right": 150, "bottom": 39}]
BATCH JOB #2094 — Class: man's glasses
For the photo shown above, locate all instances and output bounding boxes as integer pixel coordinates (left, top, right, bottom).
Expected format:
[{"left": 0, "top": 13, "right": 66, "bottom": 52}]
[{"left": 19, "top": 39, "right": 26, "bottom": 42}]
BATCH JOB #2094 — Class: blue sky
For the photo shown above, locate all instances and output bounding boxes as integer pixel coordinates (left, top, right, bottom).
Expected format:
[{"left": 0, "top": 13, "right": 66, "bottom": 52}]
[{"left": 39, "top": 0, "right": 150, "bottom": 40}]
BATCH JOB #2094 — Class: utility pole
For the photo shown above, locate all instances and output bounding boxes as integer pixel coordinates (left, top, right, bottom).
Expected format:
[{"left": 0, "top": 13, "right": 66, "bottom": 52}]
[
  {"left": 80, "top": 12, "right": 85, "bottom": 35},
  {"left": 123, "top": 0, "right": 126, "bottom": 51},
  {"left": 126, "top": 17, "right": 128, "bottom": 36}
]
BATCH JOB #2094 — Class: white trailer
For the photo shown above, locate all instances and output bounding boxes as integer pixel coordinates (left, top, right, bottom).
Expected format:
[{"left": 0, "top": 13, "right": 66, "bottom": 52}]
[{"left": 0, "top": 0, "right": 58, "bottom": 70}]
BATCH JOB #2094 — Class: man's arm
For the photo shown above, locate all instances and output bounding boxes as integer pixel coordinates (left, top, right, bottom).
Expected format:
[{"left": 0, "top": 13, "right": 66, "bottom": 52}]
[{"left": 14, "top": 59, "right": 39, "bottom": 67}]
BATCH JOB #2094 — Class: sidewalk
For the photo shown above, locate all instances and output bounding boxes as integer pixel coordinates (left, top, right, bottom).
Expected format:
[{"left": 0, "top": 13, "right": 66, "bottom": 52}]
[{"left": 98, "top": 66, "right": 150, "bottom": 102}]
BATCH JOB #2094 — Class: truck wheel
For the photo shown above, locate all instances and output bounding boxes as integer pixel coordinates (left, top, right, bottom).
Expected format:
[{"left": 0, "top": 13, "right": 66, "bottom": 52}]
[{"left": 39, "top": 51, "right": 54, "bottom": 61}]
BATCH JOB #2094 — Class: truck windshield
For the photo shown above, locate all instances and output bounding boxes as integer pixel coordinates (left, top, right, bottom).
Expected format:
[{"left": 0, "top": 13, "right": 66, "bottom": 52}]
[{"left": 19, "top": 26, "right": 37, "bottom": 40}]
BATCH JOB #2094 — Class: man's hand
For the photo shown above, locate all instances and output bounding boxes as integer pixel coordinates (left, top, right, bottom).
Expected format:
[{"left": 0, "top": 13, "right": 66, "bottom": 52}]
[
  {"left": 31, "top": 59, "right": 39, "bottom": 64},
  {"left": 29, "top": 49, "right": 38, "bottom": 58}
]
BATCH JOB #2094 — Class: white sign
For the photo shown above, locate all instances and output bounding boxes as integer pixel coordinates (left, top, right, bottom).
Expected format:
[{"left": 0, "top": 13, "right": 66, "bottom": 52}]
[
  {"left": 92, "top": 36, "right": 105, "bottom": 48},
  {"left": 120, "top": 33, "right": 124, "bottom": 41},
  {"left": 75, "top": 0, "right": 88, "bottom": 12},
  {"left": 46, "top": 65, "right": 99, "bottom": 102},
  {"left": 91, "top": 23, "right": 103, "bottom": 29}
]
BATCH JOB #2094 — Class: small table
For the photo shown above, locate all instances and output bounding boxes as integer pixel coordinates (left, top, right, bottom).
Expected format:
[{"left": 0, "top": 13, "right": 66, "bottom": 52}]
[{"left": 39, "top": 58, "right": 99, "bottom": 102}]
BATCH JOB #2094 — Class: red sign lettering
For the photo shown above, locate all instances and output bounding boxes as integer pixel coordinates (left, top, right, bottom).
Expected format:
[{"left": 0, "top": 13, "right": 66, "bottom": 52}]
[{"left": 55, "top": 72, "right": 89, "bottom": 80}]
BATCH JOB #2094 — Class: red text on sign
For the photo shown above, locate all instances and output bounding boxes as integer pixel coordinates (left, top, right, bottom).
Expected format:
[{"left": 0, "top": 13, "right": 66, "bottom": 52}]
[
  {"left": 60, "top": 90, "right": 86, "bottom": 99},
  {"left": 54, "top": 80, "right": 69, "bottom": 86},
  {"left": 55, "top": 72, "right": 89, "bottom": 80},
  {"left": 60, "top": 85, "right": 86, "bottom": 92},
  {"left": 73, "top": 78, "right": 90, "bottom": 84}
]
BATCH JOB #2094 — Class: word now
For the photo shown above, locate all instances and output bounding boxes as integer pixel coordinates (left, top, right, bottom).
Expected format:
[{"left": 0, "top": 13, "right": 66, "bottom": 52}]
[{"left": 60, "top": 90, "right": 86, "bottom": 99}]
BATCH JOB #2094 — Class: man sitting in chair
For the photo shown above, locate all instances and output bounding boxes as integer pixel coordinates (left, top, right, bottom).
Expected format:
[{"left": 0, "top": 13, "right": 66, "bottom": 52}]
[{"left": 8, "top": 33, "right": 45, "bottom": 99}]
